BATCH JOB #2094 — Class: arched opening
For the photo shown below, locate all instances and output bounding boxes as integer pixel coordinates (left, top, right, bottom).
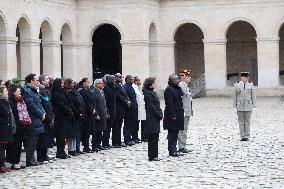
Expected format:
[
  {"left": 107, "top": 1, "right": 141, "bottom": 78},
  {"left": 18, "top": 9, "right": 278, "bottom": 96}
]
[
  {"left": 174, "top": 23, "right": 205, "bottom": 83},
  {"left": 39, "top": 20, "right": 53, "bottom": 75},
  {"left": 226, "top": 21, "right": 258, "bottom": 86},
  {"left": 61, "top": 23, "right": 72, "bottom": 78},
  {"left": 0, "top": 15, "right": 7, "bottom": 79},
  {"left": 149, "top": 23, "right": 158, "bottom": 77},
  {"left": 279, "top": 24, "right": 284, "bottom": 85},
  {"left": 92, "top": 24, "right": 122, "bottom": 79},
  {"left": 16, "top": 17, "right": 31, "bottom": 78}
]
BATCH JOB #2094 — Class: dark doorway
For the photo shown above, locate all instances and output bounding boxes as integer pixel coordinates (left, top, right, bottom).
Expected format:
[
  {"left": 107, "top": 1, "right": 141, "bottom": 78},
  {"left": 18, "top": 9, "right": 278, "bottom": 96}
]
[
  {"left": 226, "top": 21, "right": 258, "bottom": 86},
  {"left": 39, "top": 29, "right": 43, "bottom": 75},
  {"left": 92, "top": 24, "right": 122, "bottom": 80}
]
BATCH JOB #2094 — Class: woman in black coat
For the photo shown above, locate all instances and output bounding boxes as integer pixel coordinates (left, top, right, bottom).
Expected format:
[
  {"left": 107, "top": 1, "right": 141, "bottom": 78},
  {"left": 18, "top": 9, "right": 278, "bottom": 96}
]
[
  {"left": 0, "top": 86, "right": 14, "bottom": 173},
  {"left": 143, "top": 77, "right": 163, "bottom": 161},
  {"left": 52, "top": 78, "right": 75, "bottom": 159}
]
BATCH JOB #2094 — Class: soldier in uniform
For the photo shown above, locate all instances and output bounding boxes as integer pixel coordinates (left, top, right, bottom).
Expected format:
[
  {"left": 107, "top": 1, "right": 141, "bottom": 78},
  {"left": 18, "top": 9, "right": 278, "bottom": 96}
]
[
  {"left": 233, "top": 72, "right": 256, "bottom": 141},
  {"left": 178, "top": 69, "right": 193, "bottom": 153}
]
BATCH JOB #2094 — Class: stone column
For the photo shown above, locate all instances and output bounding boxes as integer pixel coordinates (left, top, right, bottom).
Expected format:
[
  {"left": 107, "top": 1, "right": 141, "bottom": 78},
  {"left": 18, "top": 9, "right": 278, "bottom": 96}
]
[
  {"left": 20, "top": 39, "right": 41, "bottom": 77},
  {"left": 74, "top": 42, "right": 93, "bottom": 81},
  {"left": 154, "top": 41, "right": 175, "bottom": 90},
  {"left": 203, "top": 39, "right": 227, "bottom": 89},
  {"left": 257, "top": 37, "right": 279, "bottom": 87},
  {"left": 120, "top": 40, "right": 150, "bottom": 80},
  {"left": 0, "top": 37, "right": 17, "bottom": 80},
  {"left": 42, "top": 41, "right": 62, "bottom": 78},
  {"left": 62, "top": 43, "right": 76, "bottom": 79}
]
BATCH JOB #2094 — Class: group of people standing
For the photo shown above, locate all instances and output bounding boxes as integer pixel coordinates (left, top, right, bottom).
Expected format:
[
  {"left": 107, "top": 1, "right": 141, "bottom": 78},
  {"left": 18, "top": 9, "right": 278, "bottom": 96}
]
[{"left": 0, "top": 68, "right": 195, "bottom": 173}]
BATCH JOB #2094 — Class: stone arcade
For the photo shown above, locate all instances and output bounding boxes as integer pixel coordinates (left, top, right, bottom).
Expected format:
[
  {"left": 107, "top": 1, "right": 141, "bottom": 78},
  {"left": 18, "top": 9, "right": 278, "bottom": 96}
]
[{"left": 0, "top": 0, "right": 284, "bottom": 93}]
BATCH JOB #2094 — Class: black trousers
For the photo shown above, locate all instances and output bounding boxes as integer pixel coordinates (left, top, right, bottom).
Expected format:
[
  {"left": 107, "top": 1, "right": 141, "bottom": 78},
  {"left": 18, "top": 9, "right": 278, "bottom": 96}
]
[
  {"left": 168, "top": 130, "right": 179, "bottom": 155},
  {"left": 0, "top": 144, "right": 5, "bottom": 167},
  {"left": 6, "top": 127, "right": 25, "bottom": 164},
  {"left": 102, "top": 119, "right": 112, "bottom": 147},
  {"left": 76, "top": 125, "right": 81, "bottom": 152},
  {"left": 92, "top": 131, "right": 103, "bottom": 149},
  {"left": 123, "top": 116, "right": 133, "bottom": 144},
  {"left": 112, "top": 115, "right": 123, "bottom": 146},
  {"left": 131, "top": 120, "right": 140, "bottom": 141},
  {"left": 56, "top": 137, "right": 66, "bottom": 154},
  {"left": 148, "top": 133, "right": 159, "bottom": 160},
  {"left": 141, "top": 120, "right": 148, "bottom": 141},
  {"left": 36, "top": 133, "right": 48, "bottom": 162}
]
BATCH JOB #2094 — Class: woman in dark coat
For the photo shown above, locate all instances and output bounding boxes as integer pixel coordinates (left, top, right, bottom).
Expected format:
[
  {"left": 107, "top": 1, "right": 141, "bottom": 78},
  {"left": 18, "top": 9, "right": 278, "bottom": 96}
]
[
  {"left": 163, "top": 74, "right": 184, "bottom": 157},
  {"left": 52, "top": 78, "right": 75, "bottom": 159},
  {"left": 6, "top": 85, "right": 30, "bottom": 170},
  {"left": 0, "top": 86, "right": 14, "bottom": 173},
  {"left": 64, "top": 79, "right": 84, "bottom": 156},
  {"left": 143, "top": 77, "right": 163, "bottom": 161}
]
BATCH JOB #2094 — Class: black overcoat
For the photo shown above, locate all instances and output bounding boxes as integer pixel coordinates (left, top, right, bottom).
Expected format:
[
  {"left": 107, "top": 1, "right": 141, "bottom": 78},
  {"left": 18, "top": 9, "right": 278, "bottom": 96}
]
[
  {"left": 163, "top": 84, "right": 184, "bottom": 131},
  {"left": 144, "top": 89, "right": 163, "bottom": 134},
  {"left": 0, "top": 98, "right": 14, "bottom": 142},
  {"left": 92, "top": 88, "right": 107, "bottom": 132}
]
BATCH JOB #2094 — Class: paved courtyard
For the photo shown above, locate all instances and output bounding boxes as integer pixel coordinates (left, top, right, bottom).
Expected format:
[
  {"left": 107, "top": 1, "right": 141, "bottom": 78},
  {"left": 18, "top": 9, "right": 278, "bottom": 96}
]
[{"left": 1, "top": 97, "right": 284, "bottom": 188}]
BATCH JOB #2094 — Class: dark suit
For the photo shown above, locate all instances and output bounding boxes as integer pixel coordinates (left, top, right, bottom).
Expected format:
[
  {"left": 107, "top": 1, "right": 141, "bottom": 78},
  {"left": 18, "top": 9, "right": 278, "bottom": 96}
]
[
  {"left": 92, "top": 87, "right": 107, "bottom": 149},
  {"left": 113, "top": 83, "right": 129, "bottom": 146},
  {"left": 102, "top": 82, "right": 116, "bottom": 147},
  {"left": 123, "top": 83, "right": 138, "bottom": 144},
  {"left": 163, "top": 84, "right": 184, "bottom": 155}
]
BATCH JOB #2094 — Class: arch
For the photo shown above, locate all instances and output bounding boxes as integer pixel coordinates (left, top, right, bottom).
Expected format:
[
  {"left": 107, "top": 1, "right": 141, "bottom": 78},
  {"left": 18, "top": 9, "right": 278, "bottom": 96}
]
[
  {"left": 0, "top": 12, "right": 7, "bottom": 37},
  {"left": 223, "top": 17, "right": 259, "bottom": 39},
  {"left": 61, "top": 23, "right": 73, "bottom": 77},
  {"left": 174, "top": 23, "right": 205, "bottom": 86},
  {"left": 226, "top": 20, "right": 258, "bottom": 86},
  {"left": 92, "top": 24, "right": 122, "bottom": 78},
  {"left": 16, "top": 16, "right": 32, "bottom": 78},
  {"left": 149, "top": 23, "right": 158, "bottom": 77},
  {"left": 279, "top": 23, "right": 284, "bottom": 85},
  {"left": 171, "top": 19, "right": 205, "bottom": 41},
  {"left": 89, "top": 20, "right": 124, "bottom": 42},
  {"left": 0, "top": 13, "right": 8, "bottom": 79},
  {"left": 40, "top": 19, "right": 54, "bottom": 75}
]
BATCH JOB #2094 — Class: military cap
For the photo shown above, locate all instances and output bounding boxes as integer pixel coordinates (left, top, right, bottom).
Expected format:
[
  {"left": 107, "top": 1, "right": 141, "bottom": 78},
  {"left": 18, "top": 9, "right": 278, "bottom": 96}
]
[
  {"left": 240, "top": 72, "right": 250, "bottom": 77},
  {"left": 179, "top": 69, "right": 191, "bottom": 77}
]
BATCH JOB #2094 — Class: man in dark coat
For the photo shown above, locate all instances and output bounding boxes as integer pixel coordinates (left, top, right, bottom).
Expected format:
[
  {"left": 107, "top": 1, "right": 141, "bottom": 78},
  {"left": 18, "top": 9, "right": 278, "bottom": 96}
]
[
  {"left": 102, "top": 75, "right": 116, "bottom": 148},
  {"left": 91, "top": 79, "right": 107, "bottom": 152},
  {"left": 163, "top": 74, "right": 184, "bottom": 157},
  {"left": 38, "top": 74, "right": 55, "bottom": 162},
  {"left": 22, "top": 74, "right": 46, "bottom": 166},
  {"left": 123, "top": 75, "right": 138, "bottom": 146},
  {"left": 78, "top": 78, "right": 96, "bottom": 153},
  {"left": 113, "top": 73, "right": 130, "bottom": 147}
]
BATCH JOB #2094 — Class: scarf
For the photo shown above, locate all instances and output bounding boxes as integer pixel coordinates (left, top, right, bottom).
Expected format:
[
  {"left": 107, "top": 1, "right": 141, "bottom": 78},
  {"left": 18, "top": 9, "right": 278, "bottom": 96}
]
[
  {"left": 0, "top": 96, "right": 16, "bottom": 133},
  {"left": 16, "top": 97, "right": 31, "bottom": 126}
]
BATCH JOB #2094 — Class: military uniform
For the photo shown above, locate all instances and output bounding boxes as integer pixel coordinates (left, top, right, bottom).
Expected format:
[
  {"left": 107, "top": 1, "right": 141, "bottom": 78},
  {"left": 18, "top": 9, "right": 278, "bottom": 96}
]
[
  {"left": 178, "top": 80, "right": 192, "bottom": 151},
  {"left": 233, "top": 79, "right": 256, "bottom": 140}
]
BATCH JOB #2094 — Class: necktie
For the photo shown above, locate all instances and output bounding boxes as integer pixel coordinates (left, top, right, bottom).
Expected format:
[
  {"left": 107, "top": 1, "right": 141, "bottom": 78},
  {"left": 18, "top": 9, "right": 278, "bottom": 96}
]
[{"left": 244, "top": 83, "right": 246, "bottom": 90}]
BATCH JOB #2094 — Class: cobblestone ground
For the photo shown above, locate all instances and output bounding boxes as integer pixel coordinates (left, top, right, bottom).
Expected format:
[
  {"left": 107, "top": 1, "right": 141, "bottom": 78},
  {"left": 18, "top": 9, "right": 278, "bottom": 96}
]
[{"left": 1, "top": 97, "right": 284, "bottom": 188}]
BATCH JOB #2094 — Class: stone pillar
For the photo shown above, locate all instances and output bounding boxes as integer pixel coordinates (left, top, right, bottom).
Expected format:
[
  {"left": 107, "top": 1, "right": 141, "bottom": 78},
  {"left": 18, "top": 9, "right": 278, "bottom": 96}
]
[
  {"left": 154, "top": 41, "right": 175, "bottom": 90},
  {"left": 20, "top": 39, "right": 41, "bottom": 77},
  {"left": 74, "top": 42, "right": 93, "bottom": 81},
  {"left": 203, "top": 39, "right": 227, "bottom": 89},
  {"left": 62, "top": 43, "right": 76, "bottom": 78},
  {"left": 121, "top": 40, "right": 150, "bottom": 80},
  {"left": 257, "top": 37, "right": 279, "bottom": 87},
  {"left": 0, "top": 37, "right": 17, "bottom": 80},
  {"left": 42, "top": 41, "right": 62, "bottom": 78}
]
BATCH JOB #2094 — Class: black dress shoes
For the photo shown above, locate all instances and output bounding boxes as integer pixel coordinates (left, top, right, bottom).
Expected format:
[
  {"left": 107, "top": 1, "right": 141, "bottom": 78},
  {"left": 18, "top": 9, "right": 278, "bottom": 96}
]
[
  {"left": 83, "top": 148, "right": 95, "bottom": 153},
  {"left": 26, "top": 161, "right": 39, "bottom": 167},
  {"left": 178, "top": 148, "right": 193, "bottom": 153},
  {"left": 149, "top": 157, "right": 161, "bottom": 161},
  {"left": 169, "top": 152, "right": 184, "bottom": 157}
]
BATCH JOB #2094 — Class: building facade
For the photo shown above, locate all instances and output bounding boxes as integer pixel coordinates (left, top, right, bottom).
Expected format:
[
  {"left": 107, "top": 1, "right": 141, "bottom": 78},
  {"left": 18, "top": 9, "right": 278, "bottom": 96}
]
[{"left": 1, "top": 0, "right": 284, "bottom": 91}]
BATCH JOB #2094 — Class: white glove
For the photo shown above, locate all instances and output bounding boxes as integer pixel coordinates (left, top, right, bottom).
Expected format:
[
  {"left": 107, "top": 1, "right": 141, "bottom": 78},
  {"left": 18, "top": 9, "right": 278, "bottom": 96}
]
[
  {"left": 253, "top": 108, "right": 256, "bottom": 111},
  {"left": 234, "top": 108, "right": 237, "bottom": 113}
]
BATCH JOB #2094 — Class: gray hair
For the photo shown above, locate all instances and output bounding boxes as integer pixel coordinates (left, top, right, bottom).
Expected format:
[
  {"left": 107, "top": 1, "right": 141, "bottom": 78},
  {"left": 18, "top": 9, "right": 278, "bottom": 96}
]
[
  {"left": 38, "top": 74, "right": 48, "bottom": 84},
  {"left": 94, "top": 79, "right": 103, "bottom": 86}
]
